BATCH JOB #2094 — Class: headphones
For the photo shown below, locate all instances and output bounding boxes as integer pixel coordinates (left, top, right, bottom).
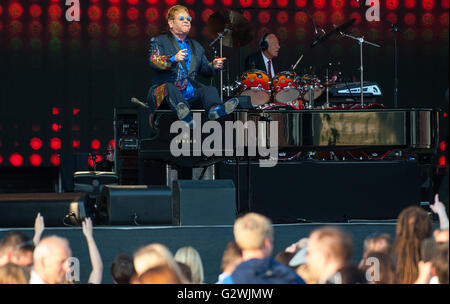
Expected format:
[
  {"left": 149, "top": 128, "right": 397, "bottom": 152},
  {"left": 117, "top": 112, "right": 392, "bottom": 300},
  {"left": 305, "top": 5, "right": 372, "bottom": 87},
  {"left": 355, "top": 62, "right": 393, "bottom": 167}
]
[{"left": 260, "top": 33, "right": 270, "bottom": 51}]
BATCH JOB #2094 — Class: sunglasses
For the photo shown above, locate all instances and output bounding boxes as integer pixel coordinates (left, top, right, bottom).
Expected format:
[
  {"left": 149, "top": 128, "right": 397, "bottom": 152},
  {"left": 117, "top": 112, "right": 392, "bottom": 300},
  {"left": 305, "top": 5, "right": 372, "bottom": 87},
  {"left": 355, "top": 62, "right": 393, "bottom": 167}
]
[{"left": 178, "top": 16, "right": 192, "bottom": 22}]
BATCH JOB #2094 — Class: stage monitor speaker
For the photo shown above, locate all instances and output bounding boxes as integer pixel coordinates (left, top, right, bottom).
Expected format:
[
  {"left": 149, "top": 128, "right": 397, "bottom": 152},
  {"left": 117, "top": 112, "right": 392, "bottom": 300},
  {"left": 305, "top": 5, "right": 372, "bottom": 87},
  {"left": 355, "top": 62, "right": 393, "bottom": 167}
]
[
  {"left": 0, "top": 193, "right": 86, "bottom": 227},
  {"left": 103, "top": 185, "right": 172, "bottom": 225},
  {"left": 172, "top": 180, "right": 236, "bottom": 226}
]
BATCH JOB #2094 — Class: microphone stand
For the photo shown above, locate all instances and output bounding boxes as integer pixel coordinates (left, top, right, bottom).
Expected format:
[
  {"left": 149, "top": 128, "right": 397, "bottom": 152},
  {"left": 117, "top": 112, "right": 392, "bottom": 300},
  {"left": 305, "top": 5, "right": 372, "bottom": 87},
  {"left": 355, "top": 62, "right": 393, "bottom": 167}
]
[
  {"left": 209, "top": 27, "right": 231, "bottom": 101},
  {"left": 339, "top": 31, "right": 381, "bottom": 106}
]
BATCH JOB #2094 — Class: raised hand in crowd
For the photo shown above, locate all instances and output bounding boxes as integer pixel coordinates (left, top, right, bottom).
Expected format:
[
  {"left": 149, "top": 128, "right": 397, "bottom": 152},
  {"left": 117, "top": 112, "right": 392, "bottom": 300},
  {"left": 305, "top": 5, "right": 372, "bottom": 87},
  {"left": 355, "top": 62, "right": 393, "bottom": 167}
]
[
  {"left": 430, "top": 194, "right": 449, "bottom": 230},
  {"left": 33, "top": 213, "right": 45, "bottom": 247},
  {"left": 82, "top": 217, "right": 103, "bottom": 284}
]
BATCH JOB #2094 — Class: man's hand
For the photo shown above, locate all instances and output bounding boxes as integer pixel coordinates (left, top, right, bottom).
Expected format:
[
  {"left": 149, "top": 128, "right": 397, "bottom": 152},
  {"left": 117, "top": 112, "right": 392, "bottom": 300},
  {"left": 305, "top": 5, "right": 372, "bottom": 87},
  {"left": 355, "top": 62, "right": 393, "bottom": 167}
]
[
  {"left": 174, "top": 49, "right": 188, "bottom": 62},
  {"left": 430, "top": 194, "right": 446, "bottom": 215},
  {"left": 213, "top": 57, "right": 226, "bottom": 70},
  {"left": 33, "top": 213, "right": 45, "bottom": 246},
  {"left": 82, "top": 217, "right": 94, "bottom": 240}
]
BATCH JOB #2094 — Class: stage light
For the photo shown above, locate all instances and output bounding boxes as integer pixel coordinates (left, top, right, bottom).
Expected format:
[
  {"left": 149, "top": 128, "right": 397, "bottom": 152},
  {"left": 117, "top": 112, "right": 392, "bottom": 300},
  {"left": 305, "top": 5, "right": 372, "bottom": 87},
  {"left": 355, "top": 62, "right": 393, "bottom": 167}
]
[
  {"left": 443, "top": 0, "right": 449, "bottom": 9},
  {"left": 107, "top": 23, "right": 121, "bottom": 37},
  {"left": 32, "top": 124, "right": 40, "bottom": 132},
  {"left": 312, "top": 11, "right": 327, "bottom": 27},
  {"left": 51, "top": 123, "right": 61, "bottom": 132},
  {"left": 258, "top": 0, "right": 271, "bottom": 8},
  {"left": 50, "top": 154, "right": 60, "bottom": 166},
  {"left": 258, "top": 11, "right": 271, "bottom": 24},
  {"left": 9, "top": 153, "right": 23, "bottom": 167},
  {"left": 422, "top": 29, "right": 433, "bottom": 40},
  {"left": 203, "top": 0, "right": 215, "bottom": 5},
  {"left": 146, "top": 24, "right": 160, "bottom": 37},
  {"left": 91, "top": 139, "right": 101, "bottom": 150},
  {"left": 277, "top": 0, "right": 289, "bottom": 7},
  {"left": 127, "top": 23, "right": 140, "bottom": 37},
  {"left": 422, "top": 13, "right": 435, "bottom": 26},
  {"left": 146, "top": 0, "right": 159, "bottom": 4},
  {"left": 52, "top": 108, "right": 61, "bottom": 115},
  {"left": 294, "top": 12, "right": 308, "bottom": 24},
  {"left": 440, "top": 12, "right": 449, "bottom": 26},
  {"left": 127, "top": 7, "right": 139, "bottom": 20},
  {"left": 331, "top": 11, "right": 345, "bottom": 25},
  {"left": 277, "top": 11, "right": 289, "bottom": 24},
  {"left": 331, "top": 0, "right": 345, "bottom": 9},
  {"left": 48, "top": 4, "right": 63, "bottom": 20},
  {"left": 349, "top": 12, "right": 363, "bottom": 25},
  {"left": 201, "top": 9, "right": 214, "bottom": 22},
  {"left": 109, "top": 139, "right": 115, "bottom": 150},
  {"left": 68, "top": 22, "right": 81, "bottom": 36},
  {"left": 107, "top": 6, "right": 121, "bottom": 21},
  {"left": 30, "top": 138, "right": 43, "bottom": 150},
  {"left": 30, "top": 4, "right": 42, "bottom": 18},
  {"left": 186, "top": 0, "right": 196, "bottom": 4},
  {"left": 438, "top": 155, "right": 446, "bottom": 166},
  {"left": 72, "top": 140, "right": 81, "bottom": 149},
  {"left": 189, "top": 10, "right": 196, "bottom": 20},
  {"left": 313, "top": 0, "right": 326, "bottom": 9},
  {"left": 243, "top": 11, "right": 251, "bottom": 21},
  {"left": 386, "top": 12, "right": 398, "bottom": 24},
  {"left": 350, "top": 0, "right": 360, "bottom": 7},
  {"left": 0, "top": 155, "right": 3, "bottom": 165},
  {"left": 30, "top": 154, "right": 42, "bottom": 167},
  {"left": 49, "top": 21, "right": 63, "bottom": 37},
  {"left": 405, "top": 0, "right": 416, "bottom": 8},
  {"left": 240, "top": 0, "right": 253, "bottom": 8},
  {"left": 165, "top": 0, "right": 178, "bottom": 5},
  {"left": 422, "top": 0, "right": 435, "bottom": 10},
  {"left": 8, "top": 20, "right": 23, "bottom": 35},
  {"left": 296, "top": 28, "right": 307, "bottom": 40},
  {"left": 440, "top": 141, "right": 446, "bottom": 151},
  {"left": 88, "top": 155, "right": 103, "bottom": 168},
  {"left": 404, "top": 13, "right": 417, "bottom": 26},
  {"left": 29, "top": 21, "right": 43, "bottom": 36},
  {"left": 50, "top": 138, "right": 62, "bottom": 151},
  {"left": 222, "top": 0, "right": 233, "bottom": 5},
  {"left": 109, "top": 0, "right": 120, "bottom": 3},
  {"left": 88, "top": 5, "right": 102, "bottom": 21},
  {"left": 88, "top": 22, "right": 102, "bottom": 38},
  {"left": 127, "top": 0, "right": 140, "bottom": 4},
  {"left": 145, "top": 8, "right": 159, "bottom": 22},
  {"left": 385, "top": 0, "right": 399, "bottom": 10},
  {"left": 8, "top": 3, "right": 23, "bottom": 19},
  {"left": 405, "top": 28, "right": 416, "bottom": 40}
]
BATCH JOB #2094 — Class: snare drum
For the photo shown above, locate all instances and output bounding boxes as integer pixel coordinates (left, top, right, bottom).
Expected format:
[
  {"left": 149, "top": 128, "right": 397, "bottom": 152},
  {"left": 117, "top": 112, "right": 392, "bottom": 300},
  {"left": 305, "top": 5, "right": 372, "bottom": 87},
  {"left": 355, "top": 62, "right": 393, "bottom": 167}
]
[
  {"left": 239, "top": 70, "right": 271, "bottom": 105},
  {"left": 272, "top": 71, "right": 301, "bottom": 104}
]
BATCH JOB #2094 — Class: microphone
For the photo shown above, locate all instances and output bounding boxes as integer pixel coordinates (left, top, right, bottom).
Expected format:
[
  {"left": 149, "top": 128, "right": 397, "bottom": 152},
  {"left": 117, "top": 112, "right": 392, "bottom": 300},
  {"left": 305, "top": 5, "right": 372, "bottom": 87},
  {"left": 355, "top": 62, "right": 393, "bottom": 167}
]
[
  {"left": 311, "top": 30, "right": 326, "bottom": 48},
  {"left": 131, "top": 97, "right": 149, "bottom": 108}
]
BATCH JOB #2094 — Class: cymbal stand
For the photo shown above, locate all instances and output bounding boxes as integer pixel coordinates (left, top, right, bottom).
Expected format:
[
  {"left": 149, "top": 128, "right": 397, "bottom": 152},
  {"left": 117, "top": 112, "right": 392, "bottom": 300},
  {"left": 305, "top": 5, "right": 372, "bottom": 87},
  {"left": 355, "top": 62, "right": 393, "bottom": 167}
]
[
  {"left": 325, "top": 65, "right": 330, "bottom": 108},
  {"left": 209, "top": 28, "right": 231, "bottom": 101},
  {"left": 339, "top": 31, "right": 381, "bottom": 106}
]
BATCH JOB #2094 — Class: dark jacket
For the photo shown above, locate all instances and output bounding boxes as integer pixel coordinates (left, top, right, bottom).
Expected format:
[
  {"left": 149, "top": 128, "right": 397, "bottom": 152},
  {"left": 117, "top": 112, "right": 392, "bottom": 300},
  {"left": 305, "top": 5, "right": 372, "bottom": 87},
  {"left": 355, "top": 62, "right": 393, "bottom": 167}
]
[
  {"left": 222, "top": 258, "right": 305, "bottom": 284},
  {"left": 244, "top": 52, "right": 280, "bottom": 76}
]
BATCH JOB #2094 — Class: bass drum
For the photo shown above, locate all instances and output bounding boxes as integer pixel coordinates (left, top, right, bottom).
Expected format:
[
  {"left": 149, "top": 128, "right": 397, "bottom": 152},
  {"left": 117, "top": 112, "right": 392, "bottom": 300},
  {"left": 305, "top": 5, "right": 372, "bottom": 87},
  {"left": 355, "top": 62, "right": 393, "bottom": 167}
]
[
  {"left": 239, "top": 69, "right": 271, "bottom": 105},
  {"left": 272, "top": 71, "right": 301, "bottom": 104}
]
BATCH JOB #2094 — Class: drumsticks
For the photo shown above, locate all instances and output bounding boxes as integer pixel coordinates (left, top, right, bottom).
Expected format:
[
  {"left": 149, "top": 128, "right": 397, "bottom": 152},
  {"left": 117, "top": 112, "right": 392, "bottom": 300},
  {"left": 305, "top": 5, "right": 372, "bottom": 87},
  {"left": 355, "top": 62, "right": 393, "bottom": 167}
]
[{"left": 291, "top": 54, "right": 304, "bottom": 71}]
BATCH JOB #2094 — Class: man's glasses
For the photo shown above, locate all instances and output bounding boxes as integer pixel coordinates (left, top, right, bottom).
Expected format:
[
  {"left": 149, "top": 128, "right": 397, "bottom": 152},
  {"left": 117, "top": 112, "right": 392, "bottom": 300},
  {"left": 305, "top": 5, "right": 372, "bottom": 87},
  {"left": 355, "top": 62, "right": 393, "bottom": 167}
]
[{"left": 179, "top": 16, "right": 192, "bottom": 22}]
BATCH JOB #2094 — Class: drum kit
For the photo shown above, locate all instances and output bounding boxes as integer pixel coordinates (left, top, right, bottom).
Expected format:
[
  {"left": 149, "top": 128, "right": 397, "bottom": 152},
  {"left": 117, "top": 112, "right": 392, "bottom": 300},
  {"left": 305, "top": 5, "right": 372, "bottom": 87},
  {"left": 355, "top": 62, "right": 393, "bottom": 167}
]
[{"left": 206, "top": 10, "right": 364, "bottom": 110}]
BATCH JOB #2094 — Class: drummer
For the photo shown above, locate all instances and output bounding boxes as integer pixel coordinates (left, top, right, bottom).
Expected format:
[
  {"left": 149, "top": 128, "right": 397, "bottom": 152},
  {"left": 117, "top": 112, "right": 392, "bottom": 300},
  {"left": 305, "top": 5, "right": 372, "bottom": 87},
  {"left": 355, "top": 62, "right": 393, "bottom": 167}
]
[{"left": 244, "top": 33, "right": 280, "bottom": 78}]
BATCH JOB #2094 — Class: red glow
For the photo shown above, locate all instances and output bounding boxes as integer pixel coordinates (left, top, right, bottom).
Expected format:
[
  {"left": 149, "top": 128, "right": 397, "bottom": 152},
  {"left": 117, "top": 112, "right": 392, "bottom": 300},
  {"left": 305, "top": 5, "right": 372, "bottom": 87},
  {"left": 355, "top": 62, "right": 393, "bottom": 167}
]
[
  {"left": 29, "top": 21, "right": 43, "bottom": 36},
  {"left": 49, "top": 21, "right": 63, "bottom": 36},
  {"left": 185, "top": 0, "right": 196, "bottom": 4},
  {"left": 258, "top": 11, "right": 271, "bottom": 24},
  {"left": 9, "top": 153, "right": 23, "bottom": 167},
  {"left": 443, "top": 112, "right": 448, "bottom": 117},
  {"left": 72, "top": 140, "right": 81, "bottom": 149},
  {"left": 91, "top": 139, "right": 101, "bottom": 150},
  {"left": 313, "top": 11, "right": 327, "bottom": 27},
  {"left": 30, "top": 154, "right": 42, "bottom": 167},
  {"left": 295, "top": 12, "right": 308, "bottom": 24},
  {"left": 189, "top": 10, "right": 196, "bottom": 20},
  {"left": 349, "top": 12, "right": 363, "bottom": 25},
  {"left": 422, "top": 13, "right": 435, "bottom": 26},
  {"left": 405, "top": 0, "right": 416, "bottom": 8},
  {"left": 386, "top": 0, "right": 400, "bottom": 10},
  {"left": 73, "top": 108, "right": 80, "bottom": 116},
  {"left": 0, "top": 5, "right": 3, "bottom": 17},
  {"left": 240, "top": 0, "right": 253, "bottom": 7},
  {"left": 295, "top": 0, "right": 307, "bottom": 7},
  {"left": 222, "top": 0, "right": 233, "bottom": 5},
  {"left": 29, "top": 4, "right": 42, "bottom": 18},
  {"left": 258, "top": 0, "right": 271, "bottom": 8},
  {"left": 331, "top": 11, "right": 345, "bottom": 25},
  {"left": 88, "top": 22, "right": 102, "bottom": 38},
  {"left": 32, "top": 124, "right": 40, "bottom": 132},
  {"left": 313, "top": 0, "right": 326, "bottom": 8},
  {"left": 89, "top": 155, "right": 103, "bottom": 168},
  {"left": 386, "top": 12, "right": 398, "bottom": 24},
  {"left": 88, "top": 5, "right": 102, "bottom": 21},
  {"left": 439, "top": 155, "right": 446, "bottom": 166},
  {"left": 52, "top": 107, "right": 61, "bottom": 115},
  {"left": 127, "top": 0, "right": 140, "bottom": 4},
  {"left": 422, "top": 0, "right": 435, "bottom": 10},
  {"left": 440, "top": 12, "right": 449, "bottom": 26},
  {"left": 50, "top": 138, "right": 62, "bottom": 150},
  {"left": 107, "top": 23, "right": 120, "bottom": 37},
  {"left": 30, "top": 138, "right": 43, "bottom": 150},
  {"left": 145, "top": 7, "right": 159, "bottom": 22},
  {"left": 52, "top": 123, "right": 62, "bottom": 132},
  {"left": 0, "top": 155, "right": 3, "bottom": 165},
  {"left": 201, "top": 9, "right": 214, "bottom": 22},
  {"left": 48, "top": 4, "right": 63, "bottom": 20},
  {"left": 165, "top": 0, "right": 178, "bottom": 5},
  {"left": 350, "top": 0, "right": 360, "bottom": 8},
  {"left": 243, "top": 11, "right": 252, "bottom": 21},
  {"left": 443, "top": 0, "right": 449, "bottom": 9},
  {"left": 277, "top": 0, "right": 289, "bottom": 7},
  {"left": 203, "top": 0, "right": 215, "bottom": 5},
  {"left": 109, "top": 0, "right": 120, "bottom": 3},
  {"left": 107, "top": 6, "right": 121, "bottom": 20},
  {"left": 440, "top": 141, "right": 446, "bottom": 151},
  {"left": 127, "top": 23, "right": 140, "bottom": 37},
  {"left": 146, "top": 0, "right": 159, "bottom": 4},
  {"left": 8, "top": 20, "right": 23, "bottom": 35},
  {"left": 331, "top": 0, "right": 345, "bottom": 9},
  {"left": 50, "top": 154, "right": 60, "bottom": 166},
  {"left": 109, "top": 139, "right": 115, "bottom": 150},
  {"left": 404, "top": 13, "right": 417, "bottom": 26},
  {"left": 127, "top": 7, "right": 139, "bottom": 21},
  {"left": 277, "top": 11, "right": 289, "bottom": 24},
  {"left": 9, "top": 3, "right": 23, "bottom": 19}
]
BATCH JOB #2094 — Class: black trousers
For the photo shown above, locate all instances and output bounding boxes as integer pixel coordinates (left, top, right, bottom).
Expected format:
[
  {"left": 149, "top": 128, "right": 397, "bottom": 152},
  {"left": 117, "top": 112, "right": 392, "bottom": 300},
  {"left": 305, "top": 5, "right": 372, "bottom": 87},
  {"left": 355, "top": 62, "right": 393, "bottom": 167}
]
[{"left": 164, "top": 83, "right": 222, "bottom": 113}]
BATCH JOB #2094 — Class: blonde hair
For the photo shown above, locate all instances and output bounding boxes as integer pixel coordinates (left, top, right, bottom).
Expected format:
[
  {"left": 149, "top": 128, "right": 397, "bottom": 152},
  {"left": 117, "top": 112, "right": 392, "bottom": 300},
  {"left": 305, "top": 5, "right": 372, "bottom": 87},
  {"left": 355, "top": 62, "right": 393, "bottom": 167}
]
[
  {"left": 310, "top": 227, "right": 353, "bottom": 263},
  {"left": 174, "top": 246, "right": 204, "bottom": 284},
  {"left": 166, "top": 5, "right": 189, "bottom": 21},
  {"left": 133, "top": 243, "right": 188, "bottom": 283},
  {"left": 233, "top": 213, "right": 274, "bottom": 250},
  {"left": 0, "top": 264, "right": 30, "bottom": 284}
]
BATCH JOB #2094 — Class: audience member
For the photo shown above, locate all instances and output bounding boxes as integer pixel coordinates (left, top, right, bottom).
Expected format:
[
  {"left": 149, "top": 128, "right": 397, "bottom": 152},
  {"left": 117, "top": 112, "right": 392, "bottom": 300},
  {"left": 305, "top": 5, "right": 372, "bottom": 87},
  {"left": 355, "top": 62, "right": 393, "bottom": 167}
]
[
  {"left": 0, "top": 263, "right": 30, "bottom": 284},
  {"left": 0, "top": 231, "right": 34, "bottom": 271},
  {"left": 289, "top": 246, "right": 317, "bottom": 284},
  {"left": 221, "top": 213, "right": 304, "bottom": 284},
  {"left": 431, "top": 242, "right": 449, "bottom": 284},
  {"left": 217, "top": 241, "right": 242, "bottom": 284},
  {"left": 30, "top": 236, "right": 72, "bottom": 284},
  {"left": 430, "top": 194, "right": 449, "bottom": 230},
  {"left": 274, "top": 251, "right": 296, "bottom": 269},
  {"left": 111, "top": 253, "right": 135, "bottom": 284},
  {"left": 174, "top": 246, "right": 204, "bottom": 284},
  {"left": 358, "top": 233, "right": 392, "bottom": 269},
  {"left": 81, "top": 218, "right": 103, "bottom": 284},
  {"left": 139, "top": 265, "right": 183, "bottom": 284},
  {"left": 392, "top": 206, "right": 432, "bottom": 284},
  {"left": 359, "top": 251, "right": 397, "bottom": 284},
  {"left": 434, "top": 229, "right": 449, "bottom": 243},
  {"left": 176, "top": 262, "right": 192, "bottom": 283},
  {"left": 326, "top": 264, "right": 367, "bottom": 284},
  {"left": 306, "top": 227, "right": 353, "bottom": 284}
]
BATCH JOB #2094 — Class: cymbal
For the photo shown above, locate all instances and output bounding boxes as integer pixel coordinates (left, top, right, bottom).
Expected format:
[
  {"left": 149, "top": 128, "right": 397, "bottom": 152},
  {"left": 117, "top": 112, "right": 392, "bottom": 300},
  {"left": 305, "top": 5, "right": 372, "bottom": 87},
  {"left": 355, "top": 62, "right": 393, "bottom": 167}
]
[
  {"left": 206, "top": 10, "right": 254, "bottom": 48},
  {"left": 321, "top": 18, "right": 357, "bottom": 42}
]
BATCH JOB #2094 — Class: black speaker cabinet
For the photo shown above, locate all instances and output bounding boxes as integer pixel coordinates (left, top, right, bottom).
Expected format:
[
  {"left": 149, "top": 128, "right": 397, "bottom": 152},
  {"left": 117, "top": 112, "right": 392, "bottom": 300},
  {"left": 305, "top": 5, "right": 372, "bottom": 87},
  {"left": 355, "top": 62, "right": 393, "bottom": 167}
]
[
  {"left": 103, "top": 185, "right": 172, "bottom": 225},
  {"left": 0, "top": 193, "right": 86, "bottom": 227},
  {"left": 172, "top": 180, "right": 236, "bottom": 226}
]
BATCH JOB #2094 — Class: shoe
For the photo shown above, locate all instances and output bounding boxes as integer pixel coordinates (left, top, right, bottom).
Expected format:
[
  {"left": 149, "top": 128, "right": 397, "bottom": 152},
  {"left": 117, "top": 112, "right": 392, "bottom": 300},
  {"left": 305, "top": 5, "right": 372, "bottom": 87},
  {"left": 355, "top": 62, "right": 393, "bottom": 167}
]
[
  {"left": 182, "top": 114, "right": 195, "bottom": 129},
  {"left": 208, "top": 97, "right": 239, "bottom": 120},
  {"left": 175, "top": 102, "right": 190, "bottom": 120}
]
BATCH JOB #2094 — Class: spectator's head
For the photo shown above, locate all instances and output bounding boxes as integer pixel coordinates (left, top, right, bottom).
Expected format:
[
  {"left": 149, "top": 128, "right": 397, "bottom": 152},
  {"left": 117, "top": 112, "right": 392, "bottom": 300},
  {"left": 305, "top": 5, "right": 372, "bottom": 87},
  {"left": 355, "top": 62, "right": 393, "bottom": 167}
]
[
  {"left": 138, "top": 265, "right": 183, "bottom": 284},
  {"left": 33, "top": 236, "right": 72, "bottom": 284},
  {"left": 327, "top": 265, "right": 367, "bottom": 284},
  {"left": 306, "top": 227, "right": 353, "bottom": 282},
  {"left": 431, "top": 242, "right": 449, "bottom": 284},
  {"left": 0, "top": 264, "right": 30, "bottom": 284},
  {"left": 359, "top": 233, "right": 392, "bottom": 268},
  {"left": 220, "top": 241, "right": 242, "bottom": 276},
  {"left": 111, "top": 253, "right": 135, "bottom": 284},
  {"left": 133, "top": 243, "right": 187, "bottom": 283},
  {"left": 359, "top": 252, "right": 397, "bottom": 284},
  {"left": 233, "top": 213, "right": 274, "bottom": 259},
  {"left": 174, "top": 246, "right": 204, "bottom": 284},
  {"left": 392, "top": 206, "right": 432, "bottom": 283},
  {"left": 434, "top": 229, "right": 449, "bottom": 243},
  {"left": 176, "top": 262, "right": 192, "bottom": 283},
  {"left": 0, "top": 231, "right": 34, "bottom": 271}
]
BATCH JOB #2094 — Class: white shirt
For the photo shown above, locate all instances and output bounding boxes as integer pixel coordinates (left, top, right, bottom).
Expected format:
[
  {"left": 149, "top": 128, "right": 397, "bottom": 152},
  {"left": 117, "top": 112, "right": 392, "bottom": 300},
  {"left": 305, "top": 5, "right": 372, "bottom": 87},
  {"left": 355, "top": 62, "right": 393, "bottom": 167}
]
[
  {"left": 261, "top": 52, "right": 275, "bottom": 78},
  {"left": 29, "top": 270, "right": 46, "bottom": 284}
]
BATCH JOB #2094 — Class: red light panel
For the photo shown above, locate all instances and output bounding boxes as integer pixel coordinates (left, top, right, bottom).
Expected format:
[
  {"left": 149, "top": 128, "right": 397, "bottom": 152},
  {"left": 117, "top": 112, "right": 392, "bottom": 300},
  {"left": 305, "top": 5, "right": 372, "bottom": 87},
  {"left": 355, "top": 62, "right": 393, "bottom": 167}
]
[
  {"left": 258, "top": 11, "right": 271, "bottom": 24},
  {"left": 48, "top": 4, "right": 63, "bottom": 20},
  {"left": 50, "top": 137, "right": 62, "bottom": 150},
  {"left": 109, "top": 0, "right": 120, "bottom": 4},
  {"left": 29, "top": 21, "right": 43, "bottom": 36},
  {"left": 258, "top": 0, "right": 271, "bottom": 8},
  {"left": 30, "top": 154, "right": 42, "bottom": 167},
  {"left": 443, "top": 0, "right": 449, "bottom": 9},
  {"left": 88, "top": 5, "right": 102, "bottom": 21},
  {"left": 349, "top": 12, "right": 363, "bottom": 25},
  {"left": 50, "top": 154, "right": 60, "bottom": 166},
  {"left": 9, "top": 153, "right": 23, "bottom": 167},
  {"left": 386, "top": 0, "right": 400, "bottom": 10},
  {"left": 294, "top": 12, "right": 308, "bottom": 24},
  {"left": 52, "top": 123, "right": 62, "bottom": 132},
  {"left": 404, "top": 13, "right": 417, "bottom": 26},
  {"left": 440, "top": 141, "right": 446, "bottom": 151},
  {"left": 243, "top": 10, "right": 251, "bottom": 21},
  {"left": 222, "top": 0, "right": 233, "bottom": 5},
  {"left": 88, "top": 22, "right": 102, "bottom": 38},
  {"left": 165, "top": 0, "right": 178, "bottom": 5},
  {"left": 52, "top": 107, "right": 61, "bottom": 115},
  {"left": 422, "top": 0, "right": 435, "bottom": 10},
  {"left": 107, "top": 6, "right": 121, "bottom": 21},
  {"left": 30, "top": 4, "right": 42, "bottom": 18},
  {"left": 9, "top": 3, "right": 23, "bottom": 19},
  {"left": 91, "top": 139, "right": 101, "bottom": 150},
  {"left": 295, "top": 0, "right": 307, "bottom": 7},
  {"left": 72, "top": 140, "right": 81, "bottom": 149},
  {"left": 350, "top": 0, "right": 360, "bottom": 8},
  {"left": 203, "top": 0, "right": 215, "bottom": 5},
  {"left": 386, "top": 12, "right": 398, "bottom": 24},
  {"left": 422, "top": 13, "right": 435, "bottom": 26},
  {"left": 30, "top": 138, "right": 43, "bottom": 150},
  {"left": 145, "top": 7, "right": 159, "bottom": 22},
  {"left": 127, "top": 0, "right": 140, "bottom": 4},
  {"left": 438, "top": 155, "right": 446, "bottom": 166},
  {"left": 313, "top": 0, "right": 326, "bottom": 9},
  {"left": 89, "top": 155, "right": 103, "bottom": 168},
  {"left": 146, "top": 0, "right": 159, "bottom": 4},
  {"left": 313, "top": 11, "right": 327, "bottom": 27},
  {"left": 331, "top": 11, "right": 345, "bottom": 25},
  {"left": 331, "top": 0, "right": 345, "bottom": 9},
  {"left": 127, "top": 7, "right": 139, "bottom": 21},
  {"left": 277, "top": 11, "right": 289, "bottom": 24},
  {"left": 0, "top": 155, "right": 3, "bottom": 165},
  {"left": 201, "top": 9, "right": 214, "bottom": 22},
  {"left": 277, "top": 0, "right": 289, "bottom": 7},
  {"left": 185, "top": 0, "right": 195, "bottom": 4},
  {"left": 440, "top": 12, "right": 449, "bottom": 26},
  {"left": 405, "top": 0, "right": 416, "bottom": 8},
  {"left": 0, "top": 5, "right": 3, "bottom": 17},
  {"left": 109, "top": 139, "right": 115, "bottom": 150},
  {"left": 240, "top": 0, "right": 253, "bottom": 7}
]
